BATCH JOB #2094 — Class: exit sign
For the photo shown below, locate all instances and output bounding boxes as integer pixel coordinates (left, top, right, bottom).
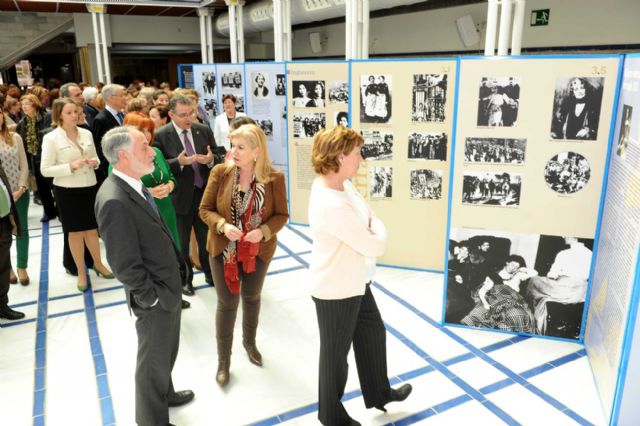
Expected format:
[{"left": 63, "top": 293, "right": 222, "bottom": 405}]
[{"left": 531, "top": 9, "right": 550, "bottom": 26}]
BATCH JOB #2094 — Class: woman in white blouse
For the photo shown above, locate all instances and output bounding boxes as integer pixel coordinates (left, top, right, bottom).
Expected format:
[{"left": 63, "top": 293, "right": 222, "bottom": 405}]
[
  {"left": 213, "top": 94, "right": 246, "bottom": 152},
  {"left": 41, "top": 98, "right": 113, "bottom": 291},
  {"left": 308, "top": 126, "right": 412, "bottom": 426}
]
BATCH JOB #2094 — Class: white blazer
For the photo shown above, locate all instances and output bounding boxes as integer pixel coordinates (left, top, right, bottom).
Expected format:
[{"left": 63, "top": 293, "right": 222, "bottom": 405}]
[
  {"left": 213, "top": 112, "right": 246, "bottom": 152},
  {"left": 40, "top": 126, "right": 100, "bottom": 188}
]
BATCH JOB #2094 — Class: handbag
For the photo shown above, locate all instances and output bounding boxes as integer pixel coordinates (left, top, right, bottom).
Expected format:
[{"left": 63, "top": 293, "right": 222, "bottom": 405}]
[{"left": 237, "top": 236, "right": 260, "bottom": 273}]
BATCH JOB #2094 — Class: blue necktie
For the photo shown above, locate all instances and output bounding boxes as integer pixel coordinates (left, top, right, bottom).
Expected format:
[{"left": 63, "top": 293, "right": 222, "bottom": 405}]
[
  {"left": 141, "top": 186, "right": 159, "bottom": 217},
  {"left": 117, "top": 112, "right": 124, "bottom": 125}
]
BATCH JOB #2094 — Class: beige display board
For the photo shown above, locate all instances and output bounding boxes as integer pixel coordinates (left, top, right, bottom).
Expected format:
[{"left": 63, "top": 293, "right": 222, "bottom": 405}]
[
  {"left": 350, "top": 59, "right": 457, "bottom": 270},
  {"left": 446, "top": 56, "right": 622, "bottom": 340},
  {"left": 287, "top": 61, "right": 349, "bottom": 223}
]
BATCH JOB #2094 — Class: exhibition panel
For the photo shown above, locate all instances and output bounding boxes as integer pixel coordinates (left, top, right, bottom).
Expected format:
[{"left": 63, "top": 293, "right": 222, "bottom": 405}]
[
  {"left": 444, "top": 55, "right": 622, "bottom": 342},
  {"left": 192, "top": 64, "right": 217, "bottom": 129},
  {"left": 586, "top": 54, "right": 640, "bottom": 425},
  {"left": 350, "top": 59, "right": 457, "bottom": 271}
]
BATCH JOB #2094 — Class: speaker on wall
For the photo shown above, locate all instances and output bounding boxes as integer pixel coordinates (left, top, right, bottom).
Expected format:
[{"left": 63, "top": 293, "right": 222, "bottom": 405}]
[
  {"left": 456, "top": 14, "right": 480, "bottom": 47},
  {"left": 309, "top": 32, "right": 323, "bottom": 53}
]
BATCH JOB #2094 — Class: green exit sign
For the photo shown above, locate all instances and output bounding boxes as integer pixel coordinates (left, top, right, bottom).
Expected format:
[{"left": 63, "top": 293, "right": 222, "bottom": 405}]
[{"left": 531, "top": 9, "right": 550, "bottom": 26}]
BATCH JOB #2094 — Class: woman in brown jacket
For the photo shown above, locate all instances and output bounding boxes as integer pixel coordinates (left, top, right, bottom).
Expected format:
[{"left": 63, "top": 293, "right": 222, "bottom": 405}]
[{"left": 199, "top": 123, "right": 288, "bottom": 387}]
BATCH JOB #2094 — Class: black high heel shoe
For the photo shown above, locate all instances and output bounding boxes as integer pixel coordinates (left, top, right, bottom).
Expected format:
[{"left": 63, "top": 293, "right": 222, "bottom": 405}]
[{"left": 374, "top": 383, "right": 413, "bottom": 413}]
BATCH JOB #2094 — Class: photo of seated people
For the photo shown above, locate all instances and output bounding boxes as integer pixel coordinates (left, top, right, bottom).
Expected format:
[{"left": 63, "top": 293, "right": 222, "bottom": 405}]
[{"left": 446, "top": 228, "right": 593, "bottom": 340}]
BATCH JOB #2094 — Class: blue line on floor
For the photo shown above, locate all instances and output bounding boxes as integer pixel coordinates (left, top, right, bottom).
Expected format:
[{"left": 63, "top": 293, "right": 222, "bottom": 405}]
[
  {"left": 372, "top": 281, "right": 595, "bottom": 426},
  {"left": 83, "top": 275, "right": 116, "bottom": 426},
  {"left": 286, "top": 223, "right": 312, "bottom": 244},
  {"left": 32, "top": 222, "right": 49, "bottom": 426}
]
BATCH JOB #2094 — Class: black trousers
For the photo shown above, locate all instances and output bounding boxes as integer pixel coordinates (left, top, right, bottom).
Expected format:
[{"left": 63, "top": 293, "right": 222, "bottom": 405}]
[
  {"left": 313, "top": 284, "right": 390, "bottom": 425},
  {"left": 133, "top": 304, "right": 181, "bottom": 426},
  {"left": 30, "top": 156, "right": 56, "bottom": 218},
  {"left": 0, "top": 216, "right": 13, "bottom": 307},
  {"left": 176, "top": 187, "right": 212, "bottom": 286}
]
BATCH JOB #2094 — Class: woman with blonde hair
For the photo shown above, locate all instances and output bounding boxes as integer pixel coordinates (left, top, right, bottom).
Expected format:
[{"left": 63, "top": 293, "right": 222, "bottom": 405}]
[
  {"left": 199, "top": 124, "right": 288, "bottom": 387},
  {"left": 0, "top": 104, "right": 30, "bottom": 285},
  {"left": 308, "top": 126, "right": 412, "bottom": 425},
  {"left": 41, "top": 98, "right": 113, "bottom": 291}
]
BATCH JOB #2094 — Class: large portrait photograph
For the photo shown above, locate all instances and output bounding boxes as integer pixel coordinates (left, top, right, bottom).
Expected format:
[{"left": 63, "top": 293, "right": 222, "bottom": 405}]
[
  {"left": 291, "top": 80, "right": 326, "bottom": 108},
  {"left": 412, "top": 74, "right": 447, "bottom": 122},
  {"left": 477, "top": 77, "right": 520, "bottom": 127},
  {"left": 446, "top": 228, "right": 593, "bottom": 340},
  {"left": 251, "top": 72, "right": 270, "bottom": 99},
  {"left": 550, "top": 77, "right": 604, "bottom": 140}
]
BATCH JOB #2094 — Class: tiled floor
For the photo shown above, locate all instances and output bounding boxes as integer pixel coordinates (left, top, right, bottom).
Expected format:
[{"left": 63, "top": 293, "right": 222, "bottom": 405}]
[{"left": 0, "top": 203, "right": 608, "bottom": 425}]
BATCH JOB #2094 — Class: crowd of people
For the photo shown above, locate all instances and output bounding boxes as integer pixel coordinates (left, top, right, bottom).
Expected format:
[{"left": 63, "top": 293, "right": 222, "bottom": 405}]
[{"left": 0, "top": 77, "right": 414, "bottom": 425}]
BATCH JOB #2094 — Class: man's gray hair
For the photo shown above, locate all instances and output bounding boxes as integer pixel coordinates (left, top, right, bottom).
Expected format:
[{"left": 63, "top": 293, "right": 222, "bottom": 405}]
[
  {"left": 168, "top": 94, "right": 193, "bottom": 112},
  {"left": 60, "top": 82, "right": 79, "bottom": 98},
  {"left": 102, "top": 126, "right": 136, "bottom": 165},
  {"left": 82, "top": 87, "right": 99, "bottom": 103},
  {"left": 102, "top": 84, "right": 125, "bottom": 103}
]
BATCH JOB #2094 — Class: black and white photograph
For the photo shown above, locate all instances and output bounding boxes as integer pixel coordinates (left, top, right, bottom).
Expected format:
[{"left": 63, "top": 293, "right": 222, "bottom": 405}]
[
  {"left": 477, "top": 77, "right": 520, "bottom": 127},
  {"left": 361, "top": 130, "right": 393, "bottom": 160},
  {"left": 369, "top": 166, "right": 393, "bottom": 199},
  {"left": 292, "top": 112, "right": 326, "bottom": 138},
  {"left": 544, "top": 151, "right": 591, "bottom": 195},
  {"left": 328, "top": 80, "right": 349, "bottom": 104},
  {"left": 446, "top": 227, "right": 593, "bottom": 339},
  {"left": 412, "top": 74, "right": 447, "bottom": 122},
  {"left": 408, "top": 132, "right": 447, "bottom": 161},
  {"left": 464, "top": 137, "right": 526, "bottom": 164},
  {"left": 291, "top": 80, "right": 325, "bottom": 108},
  {"left": 410, "top": 169, "right": 442, "bottom": 200},
  {"left": 275, "top": 74, "right": 286, "bottom": 96},
  {"left": 550, "top": 76, "right": 604, "bottom": 140},
  {"left": 251, "top": 72, "right": 270, "bottom": 99},
  {"left": 201, "top": 72, "right": 216, "bottom": 96},
  {"left": 256, "top": 119, "right": 273, "bottom": 138},
  {"left": 221, "top": 71, "right": 243, "bottom": 88},
  {"left": 203, "top": 98, "right": 217, "bottom": 121},
  {"left": 462, "top": 171, "right": 522, "bottom": 207},
  {"left": 335, "top": 111, "right": 349, "bottom": 127},
  {"left": 616, "top": 104, "right": 632, "bottom": 157},
  {"left": 360, "top": 74, "right": 392, "bottom": 124}
]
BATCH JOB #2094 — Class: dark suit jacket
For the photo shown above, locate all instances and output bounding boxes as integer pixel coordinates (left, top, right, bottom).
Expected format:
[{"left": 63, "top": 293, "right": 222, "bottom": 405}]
[
  {"left": 91, "top": 109, "right": 120, "bottom": 180},
  {"left": 84, "top": 104, "right": 99, "bottom": 128},
  {"left": 94, "top": 173, "right": 183, "bottom": 313},
  {"left": 153, "top": 122, "right": 219, "bottom": 215}
]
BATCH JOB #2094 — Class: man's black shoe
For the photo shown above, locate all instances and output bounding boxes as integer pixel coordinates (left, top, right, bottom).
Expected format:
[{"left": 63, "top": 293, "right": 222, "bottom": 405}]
[
  {"left": 0, "top": 306, "right": 26, "bottom": 320},
  {"left": 182, "top": 284, "right": 195, "bottom": 296},
  {"left": 181, "top": 300, "right": 191, "bottom": 309},
  {"left": 168, "top": 390, "right": 194, "bottom": 407}
]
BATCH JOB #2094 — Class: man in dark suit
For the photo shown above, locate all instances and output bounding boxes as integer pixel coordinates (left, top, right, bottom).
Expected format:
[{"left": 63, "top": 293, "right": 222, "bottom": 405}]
[
  {"left": 154, "top": 94, "right": 218, "bottom": 295},
  {"left": 95, "top": 126, "right": 194, "bottom": 426},
  {"left": 83, "top": 86, "right": 100, "bottom": 128},
  {"left": 91, "top": 83, "right": 127, "bottom": 184},
  {"left": 0, "top": 162, "right": 25, "bottom": 321}
]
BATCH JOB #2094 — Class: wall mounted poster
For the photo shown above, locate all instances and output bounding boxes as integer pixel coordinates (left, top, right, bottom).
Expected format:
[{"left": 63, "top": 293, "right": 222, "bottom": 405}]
[
  {"left": 351, "top": 59, "right": 457, "bottom": 271},
  {"left": 245, "top": 63, "right": 288, "bottom": 191},
  {"left": 585, "top": 54, "right": 640, "bottom": 424},
  {"left": 286, "top": 61, "right": 349, "bottom": 224},
  {"left": 445, "top": 55, "right": 622, "bottom": 340},
  {"left": 192, "top": 64, "right": 217, "bottom": 129}
]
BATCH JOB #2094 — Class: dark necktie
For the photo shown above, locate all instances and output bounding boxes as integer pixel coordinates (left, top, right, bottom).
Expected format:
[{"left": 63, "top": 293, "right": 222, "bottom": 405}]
[
  {"left": 141, "top": 186, "right": 160, "bottom": 217},
  {"left": 182, "top": 130, "right": 203, "bottom": 188},
  {"left": 116, "top": 112, "right": 124, "bottom": 125}
]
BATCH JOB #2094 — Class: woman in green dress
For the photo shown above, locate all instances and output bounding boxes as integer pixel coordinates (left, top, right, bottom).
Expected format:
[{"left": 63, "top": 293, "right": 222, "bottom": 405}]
[{"left": 119, "top": 112, "right": 180, "bottom": 246}]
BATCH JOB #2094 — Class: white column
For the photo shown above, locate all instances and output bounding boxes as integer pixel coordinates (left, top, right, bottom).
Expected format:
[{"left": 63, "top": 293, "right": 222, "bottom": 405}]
[
  {"left": 351, "top": 0, "right": 359, "bottom": 58},
  {"left": 98, "top": 10, "right": 111, "bottom": 83},
  {"left": 199, "top": 14, "right": 207, "bottom": 63},
  {"left": 273, "top": 0, "right": 283, "bottom": 61},
  {"left": 237, "top": 1, "right": 245, "bottom": 62},
  {"left": 228, "top": 4, "right": 238, "bottom": 63},
  {"left": 484, "top": 0, "right": 499, "bottom": 56},
  {"left": 283, "top": 0, "right": 292, "bottom": 61},
  {"left": 497, "top": 0, "right": 513, "bottom": 56},
  {"left": 362, "top": 0, "right": 370, "bottom": 59},
  {"left": 206, "top": 14, "right": 214, "bottom": 63},
  {"left": 90, "top": 11, "right": 104, "bottom": 83},
  {"left": 345, "top": 0, "right": 352, "bottom": 59},
  {"left": 511, "top": 0, "right": 526, "bottom": 55}
]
